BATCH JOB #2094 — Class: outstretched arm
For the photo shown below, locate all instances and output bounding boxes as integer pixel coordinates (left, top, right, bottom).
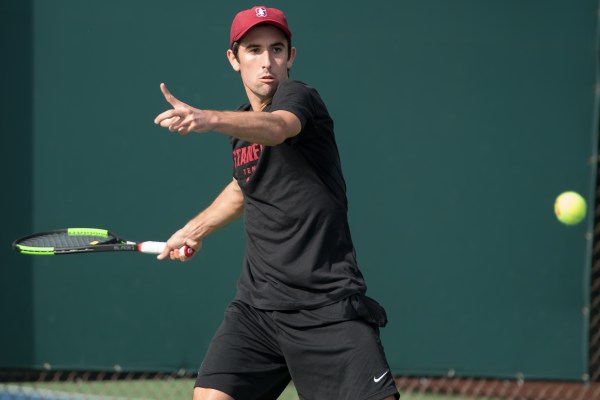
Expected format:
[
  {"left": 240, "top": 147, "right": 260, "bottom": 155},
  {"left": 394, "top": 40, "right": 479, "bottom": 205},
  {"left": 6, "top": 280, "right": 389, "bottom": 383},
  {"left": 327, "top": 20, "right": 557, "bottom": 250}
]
[
  {"left": 154, "top": 83, "right": 301, "bottom": 146},
  {"left": 157, "top": 179, "right": 244, "bottom": 262}
]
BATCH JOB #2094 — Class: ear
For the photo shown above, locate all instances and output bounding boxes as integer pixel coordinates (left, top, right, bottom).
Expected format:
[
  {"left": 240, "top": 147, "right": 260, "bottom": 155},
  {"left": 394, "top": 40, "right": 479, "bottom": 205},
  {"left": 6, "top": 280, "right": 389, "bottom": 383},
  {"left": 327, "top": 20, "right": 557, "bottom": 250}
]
[
  {"left": 227, "top": 49, "right": 240, "bottom": 72},
  {"left": 287, "top": 47, "right": 297, "bottom": 70}
]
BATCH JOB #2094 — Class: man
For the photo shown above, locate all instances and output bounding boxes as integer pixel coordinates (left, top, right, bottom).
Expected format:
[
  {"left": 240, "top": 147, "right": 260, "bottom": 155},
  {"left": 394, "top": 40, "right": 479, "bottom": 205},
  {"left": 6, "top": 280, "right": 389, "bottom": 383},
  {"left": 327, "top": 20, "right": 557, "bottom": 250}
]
[{"left": 154, "top": 6, "right": 399, "bottom": 400}]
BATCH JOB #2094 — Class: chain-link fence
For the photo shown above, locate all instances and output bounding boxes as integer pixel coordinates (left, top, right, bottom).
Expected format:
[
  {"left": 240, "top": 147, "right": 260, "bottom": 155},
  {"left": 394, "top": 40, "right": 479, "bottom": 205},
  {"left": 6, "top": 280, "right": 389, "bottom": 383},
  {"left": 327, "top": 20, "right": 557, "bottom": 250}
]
[
  {"left": 1, "top": 371, "right": 600, "bottom": 400},
  {"left": 0, "top": 371, "right": 195, "bottom": 400}
]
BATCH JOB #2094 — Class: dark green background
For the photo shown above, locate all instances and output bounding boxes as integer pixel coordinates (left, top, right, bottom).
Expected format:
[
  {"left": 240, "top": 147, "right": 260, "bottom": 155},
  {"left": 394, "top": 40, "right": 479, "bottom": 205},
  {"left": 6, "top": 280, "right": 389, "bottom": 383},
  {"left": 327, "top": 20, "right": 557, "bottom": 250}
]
[{"left": 1, "top": 0, "right": 598, "bottom": 381}]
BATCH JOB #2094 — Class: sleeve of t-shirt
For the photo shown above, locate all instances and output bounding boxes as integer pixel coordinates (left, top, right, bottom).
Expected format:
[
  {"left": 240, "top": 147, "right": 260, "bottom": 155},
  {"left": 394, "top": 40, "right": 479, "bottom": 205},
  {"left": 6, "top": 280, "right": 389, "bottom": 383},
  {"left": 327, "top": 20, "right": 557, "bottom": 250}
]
[{"left": 269, "top": 80, "right": 313, "bottom": 130}]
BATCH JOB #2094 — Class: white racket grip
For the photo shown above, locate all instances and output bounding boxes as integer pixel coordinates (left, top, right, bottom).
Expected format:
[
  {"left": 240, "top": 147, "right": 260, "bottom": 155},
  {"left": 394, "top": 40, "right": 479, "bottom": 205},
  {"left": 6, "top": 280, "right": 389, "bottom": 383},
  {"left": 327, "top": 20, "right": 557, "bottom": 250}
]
[
  {"left": 138, "top": 241, "right": 195, "bottom": 258},
  {"left": 138, "top": 241, "right": 166, "bottom": 254}
]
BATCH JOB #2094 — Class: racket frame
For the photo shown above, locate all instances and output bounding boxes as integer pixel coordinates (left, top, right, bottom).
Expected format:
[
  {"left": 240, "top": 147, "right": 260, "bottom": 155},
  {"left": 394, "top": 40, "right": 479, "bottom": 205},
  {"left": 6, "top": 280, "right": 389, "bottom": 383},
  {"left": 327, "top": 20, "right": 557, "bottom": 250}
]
[{"left": 13, "top": 228, "right": 160, "bottom": 256}]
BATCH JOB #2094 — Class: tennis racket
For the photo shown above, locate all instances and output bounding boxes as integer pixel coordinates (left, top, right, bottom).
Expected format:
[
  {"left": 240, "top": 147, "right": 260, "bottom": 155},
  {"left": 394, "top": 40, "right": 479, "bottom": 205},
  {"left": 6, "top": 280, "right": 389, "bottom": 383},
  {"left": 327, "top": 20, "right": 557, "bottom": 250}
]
[{"left": 12, "top": 228, "right": 194, "bottom": 257}]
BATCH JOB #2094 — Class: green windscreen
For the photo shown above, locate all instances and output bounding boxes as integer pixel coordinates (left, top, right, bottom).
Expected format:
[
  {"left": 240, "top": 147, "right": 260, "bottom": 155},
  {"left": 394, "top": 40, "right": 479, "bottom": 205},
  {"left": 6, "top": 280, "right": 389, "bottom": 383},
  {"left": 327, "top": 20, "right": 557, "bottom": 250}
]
[{"left": 1, "top": 0, "right": 597, "bottom": 381}]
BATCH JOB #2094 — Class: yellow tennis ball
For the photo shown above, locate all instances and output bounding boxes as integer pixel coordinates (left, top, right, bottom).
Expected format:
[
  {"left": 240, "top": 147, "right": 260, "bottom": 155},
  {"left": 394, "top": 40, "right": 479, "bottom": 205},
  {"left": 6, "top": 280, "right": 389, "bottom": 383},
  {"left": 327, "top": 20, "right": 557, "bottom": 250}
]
[{"left": 554, "top": 191, "right": 587, "bottom": 225}]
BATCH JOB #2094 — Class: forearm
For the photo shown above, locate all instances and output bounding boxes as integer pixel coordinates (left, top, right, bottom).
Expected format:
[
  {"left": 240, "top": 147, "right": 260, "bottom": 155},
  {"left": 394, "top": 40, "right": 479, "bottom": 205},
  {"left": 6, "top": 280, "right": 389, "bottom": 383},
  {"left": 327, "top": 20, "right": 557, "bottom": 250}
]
[
  {"left": 154, "top": 84, "right": 301, "bottom": 145},
  {"left": 183, "top": 179, "right": 244, "bottom": 241},
  {"left": 205, "top": 110, "right": 292, "bottom": 146},
  {"left": 154, "top": 93, "right": 300, "bottom": 146}
]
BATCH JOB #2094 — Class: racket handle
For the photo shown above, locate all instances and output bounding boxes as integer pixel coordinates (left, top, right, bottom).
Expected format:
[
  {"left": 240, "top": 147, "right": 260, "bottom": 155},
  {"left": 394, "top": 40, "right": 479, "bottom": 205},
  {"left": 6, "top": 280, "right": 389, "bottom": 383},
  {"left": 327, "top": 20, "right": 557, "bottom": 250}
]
[
  {"left": 180, "top": 245, "right": 195, "bottom": 258},
  {"left": 138, "top": 241, "right": 195, "bottom": 258},
  {"left": 138, "top": 241, "right": 166, "bottom": 254}
]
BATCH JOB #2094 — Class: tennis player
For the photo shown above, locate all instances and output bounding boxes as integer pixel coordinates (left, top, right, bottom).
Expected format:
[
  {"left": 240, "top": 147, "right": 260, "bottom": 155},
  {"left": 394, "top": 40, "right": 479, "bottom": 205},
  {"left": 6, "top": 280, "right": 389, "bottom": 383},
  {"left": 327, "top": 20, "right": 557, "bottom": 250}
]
[{"left": 155, "top": 6, "right": 399, "bottom": 400}]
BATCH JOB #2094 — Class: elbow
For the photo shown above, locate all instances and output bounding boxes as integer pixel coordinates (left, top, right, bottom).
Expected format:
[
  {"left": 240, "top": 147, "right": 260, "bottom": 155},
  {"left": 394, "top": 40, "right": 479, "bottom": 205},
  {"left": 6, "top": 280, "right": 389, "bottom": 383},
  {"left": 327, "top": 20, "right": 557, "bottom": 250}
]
[
  {"left": 266, "top": 120, "right": 294, "bottom": 146},
  {"left": 262, "top": 110, "right": 301, "bottom": 146},
  {"left": 268, "top": 131, "right": 287, "bottom": 146}
]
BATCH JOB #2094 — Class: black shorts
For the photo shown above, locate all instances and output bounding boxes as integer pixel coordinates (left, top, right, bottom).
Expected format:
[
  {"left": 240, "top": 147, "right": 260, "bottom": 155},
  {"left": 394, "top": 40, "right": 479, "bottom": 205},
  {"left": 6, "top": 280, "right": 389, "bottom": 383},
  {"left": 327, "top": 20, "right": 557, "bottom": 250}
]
[{"left": 195, "top": 295, "right": 400, "bottom": 400}]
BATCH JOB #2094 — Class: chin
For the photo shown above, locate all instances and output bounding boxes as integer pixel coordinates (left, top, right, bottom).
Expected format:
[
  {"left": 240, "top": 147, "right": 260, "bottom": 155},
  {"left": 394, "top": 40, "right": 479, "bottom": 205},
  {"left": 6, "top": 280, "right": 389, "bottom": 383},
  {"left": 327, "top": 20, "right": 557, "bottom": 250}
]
[{"left": 258, "top": 86, "right": 278, "bottom": 98}]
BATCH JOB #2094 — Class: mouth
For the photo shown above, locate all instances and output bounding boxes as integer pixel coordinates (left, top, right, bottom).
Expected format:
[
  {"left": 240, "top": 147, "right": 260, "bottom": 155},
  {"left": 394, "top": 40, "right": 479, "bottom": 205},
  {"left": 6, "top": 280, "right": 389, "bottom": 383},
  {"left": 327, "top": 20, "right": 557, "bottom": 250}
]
[{"left": 259, "top": 75, "right": 276, "bottom": 83}]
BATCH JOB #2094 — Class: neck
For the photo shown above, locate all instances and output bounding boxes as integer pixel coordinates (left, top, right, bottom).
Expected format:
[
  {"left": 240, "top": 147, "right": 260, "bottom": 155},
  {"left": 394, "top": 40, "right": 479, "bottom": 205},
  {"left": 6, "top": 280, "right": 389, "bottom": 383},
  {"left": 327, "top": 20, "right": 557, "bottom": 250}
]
[{"left": 249, "top": 96, "right": 272, "bottom": 112}]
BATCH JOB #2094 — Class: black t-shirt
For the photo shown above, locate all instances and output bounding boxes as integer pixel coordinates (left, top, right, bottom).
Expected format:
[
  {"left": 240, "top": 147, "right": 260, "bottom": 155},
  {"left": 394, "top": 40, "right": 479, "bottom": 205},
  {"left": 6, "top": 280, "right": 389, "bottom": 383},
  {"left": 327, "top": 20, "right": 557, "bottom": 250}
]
[{"left": 231, "top": 79, "right": 366, "bottom": 310}]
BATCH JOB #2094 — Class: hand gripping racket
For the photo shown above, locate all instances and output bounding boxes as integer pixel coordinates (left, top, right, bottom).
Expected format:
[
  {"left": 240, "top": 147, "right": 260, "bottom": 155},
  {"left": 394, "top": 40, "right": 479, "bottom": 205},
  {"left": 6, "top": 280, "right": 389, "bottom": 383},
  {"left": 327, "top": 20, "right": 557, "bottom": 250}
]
[{"left": 12, "top": 228, "right": 194, "bottom": 257}]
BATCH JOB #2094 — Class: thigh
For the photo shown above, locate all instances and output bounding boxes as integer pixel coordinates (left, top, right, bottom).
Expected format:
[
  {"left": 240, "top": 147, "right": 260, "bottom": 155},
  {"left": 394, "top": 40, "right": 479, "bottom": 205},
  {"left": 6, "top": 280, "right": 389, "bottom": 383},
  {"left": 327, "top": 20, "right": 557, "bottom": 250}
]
[
  {"left": 192, "top": 387, "right": 234, "bottom": 400},
  {"left": 195, "top": 301, "right": 291, "bottom": 400},
  {"left": 275, "top": 302, "right": 399, "bottom": 400}
]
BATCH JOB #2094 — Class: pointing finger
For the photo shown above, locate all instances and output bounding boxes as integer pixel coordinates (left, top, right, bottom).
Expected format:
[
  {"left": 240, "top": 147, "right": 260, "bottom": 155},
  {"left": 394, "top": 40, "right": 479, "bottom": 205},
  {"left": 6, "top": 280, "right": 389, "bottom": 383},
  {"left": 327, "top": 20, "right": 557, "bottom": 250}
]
[{"left": 160, "top": 83, "right": 182, "bottom": 107}]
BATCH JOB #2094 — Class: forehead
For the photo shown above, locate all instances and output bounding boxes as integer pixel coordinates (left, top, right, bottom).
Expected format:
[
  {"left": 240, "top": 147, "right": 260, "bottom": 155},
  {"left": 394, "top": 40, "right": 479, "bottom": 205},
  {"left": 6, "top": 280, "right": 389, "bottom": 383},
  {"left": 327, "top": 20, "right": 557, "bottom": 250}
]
[{"left": 239, "top": 25, "right": 288, "bottom": 46}]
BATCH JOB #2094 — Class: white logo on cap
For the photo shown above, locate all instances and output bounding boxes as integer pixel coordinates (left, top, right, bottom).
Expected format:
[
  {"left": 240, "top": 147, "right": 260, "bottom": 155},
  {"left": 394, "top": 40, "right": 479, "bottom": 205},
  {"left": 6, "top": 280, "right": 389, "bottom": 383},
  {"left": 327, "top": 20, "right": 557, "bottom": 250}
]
[{"left": 255, "top": 7, "right": 267, "bottom": 17}]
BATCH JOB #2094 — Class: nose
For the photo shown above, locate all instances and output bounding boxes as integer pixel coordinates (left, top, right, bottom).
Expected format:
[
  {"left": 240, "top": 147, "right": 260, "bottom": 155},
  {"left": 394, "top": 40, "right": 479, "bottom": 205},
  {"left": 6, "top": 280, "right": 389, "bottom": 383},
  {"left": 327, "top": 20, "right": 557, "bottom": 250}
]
[{"left": 261, "top": 49, "right": 273, "bottom": 69}]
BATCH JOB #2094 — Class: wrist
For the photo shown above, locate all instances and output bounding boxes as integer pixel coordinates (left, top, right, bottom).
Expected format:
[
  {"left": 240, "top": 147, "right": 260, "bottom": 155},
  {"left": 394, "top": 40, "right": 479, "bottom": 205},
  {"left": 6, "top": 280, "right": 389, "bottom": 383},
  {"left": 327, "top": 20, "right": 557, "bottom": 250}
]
[
  {"left": 183, "top": 216, "right": 212, "bottom": 242},
  {"left": 205, "top": 110, "right": 220, "bottom": 132}
]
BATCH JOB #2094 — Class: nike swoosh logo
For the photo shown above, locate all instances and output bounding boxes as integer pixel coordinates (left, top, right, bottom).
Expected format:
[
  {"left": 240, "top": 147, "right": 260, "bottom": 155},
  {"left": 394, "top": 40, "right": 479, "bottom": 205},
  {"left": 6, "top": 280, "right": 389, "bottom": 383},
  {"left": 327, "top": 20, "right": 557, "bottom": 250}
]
[{"left": 373, "top": 370, "right": 389, "bottom": 383}]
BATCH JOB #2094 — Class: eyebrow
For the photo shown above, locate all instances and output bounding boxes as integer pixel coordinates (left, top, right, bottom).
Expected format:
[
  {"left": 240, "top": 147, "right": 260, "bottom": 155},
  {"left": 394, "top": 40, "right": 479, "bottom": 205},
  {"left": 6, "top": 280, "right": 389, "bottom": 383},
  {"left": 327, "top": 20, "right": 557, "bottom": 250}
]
[{"left": 244, "top": 41, "right": 286, "bottom": 49}]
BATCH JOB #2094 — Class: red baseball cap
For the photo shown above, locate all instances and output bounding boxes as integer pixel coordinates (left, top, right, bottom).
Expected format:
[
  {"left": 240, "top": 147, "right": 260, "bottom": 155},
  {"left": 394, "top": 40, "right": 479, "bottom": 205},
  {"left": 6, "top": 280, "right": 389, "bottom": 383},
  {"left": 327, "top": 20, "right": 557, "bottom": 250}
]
[{"left": 230, "top": 6, "right": 292, "bottom": 48}]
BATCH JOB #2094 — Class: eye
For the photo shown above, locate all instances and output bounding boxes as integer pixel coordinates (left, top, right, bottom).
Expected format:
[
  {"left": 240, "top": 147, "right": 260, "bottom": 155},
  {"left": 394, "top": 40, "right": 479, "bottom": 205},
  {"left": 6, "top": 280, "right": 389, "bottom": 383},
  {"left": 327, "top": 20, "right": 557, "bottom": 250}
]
[
  {"left": 247, "top": 47, "right": 261, "bottom": 54},
  {"left": 272, "top": 47, "right": 283, "bottom": 54}
]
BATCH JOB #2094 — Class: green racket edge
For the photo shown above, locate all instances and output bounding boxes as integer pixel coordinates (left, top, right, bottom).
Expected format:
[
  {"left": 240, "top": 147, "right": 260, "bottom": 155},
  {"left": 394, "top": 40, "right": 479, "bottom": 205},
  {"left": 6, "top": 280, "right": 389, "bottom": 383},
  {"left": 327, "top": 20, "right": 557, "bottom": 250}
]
[{"left": 15, "top": 244, "right": 55, "bottom": 256}]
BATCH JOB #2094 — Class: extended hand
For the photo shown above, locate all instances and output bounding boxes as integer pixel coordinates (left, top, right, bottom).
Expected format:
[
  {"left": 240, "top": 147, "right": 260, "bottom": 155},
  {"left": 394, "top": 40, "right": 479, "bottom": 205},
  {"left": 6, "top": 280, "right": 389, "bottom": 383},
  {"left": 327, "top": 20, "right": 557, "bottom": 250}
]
[{"left": 154, "top": 83, "right": 210, "bottom": 134}]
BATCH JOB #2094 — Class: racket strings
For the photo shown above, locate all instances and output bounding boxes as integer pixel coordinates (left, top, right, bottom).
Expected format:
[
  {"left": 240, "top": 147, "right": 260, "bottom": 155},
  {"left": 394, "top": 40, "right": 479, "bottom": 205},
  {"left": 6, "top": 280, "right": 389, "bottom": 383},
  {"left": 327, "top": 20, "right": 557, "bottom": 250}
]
[{"left": 18, "top": 232, "right": 117, "bottom": 248}]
